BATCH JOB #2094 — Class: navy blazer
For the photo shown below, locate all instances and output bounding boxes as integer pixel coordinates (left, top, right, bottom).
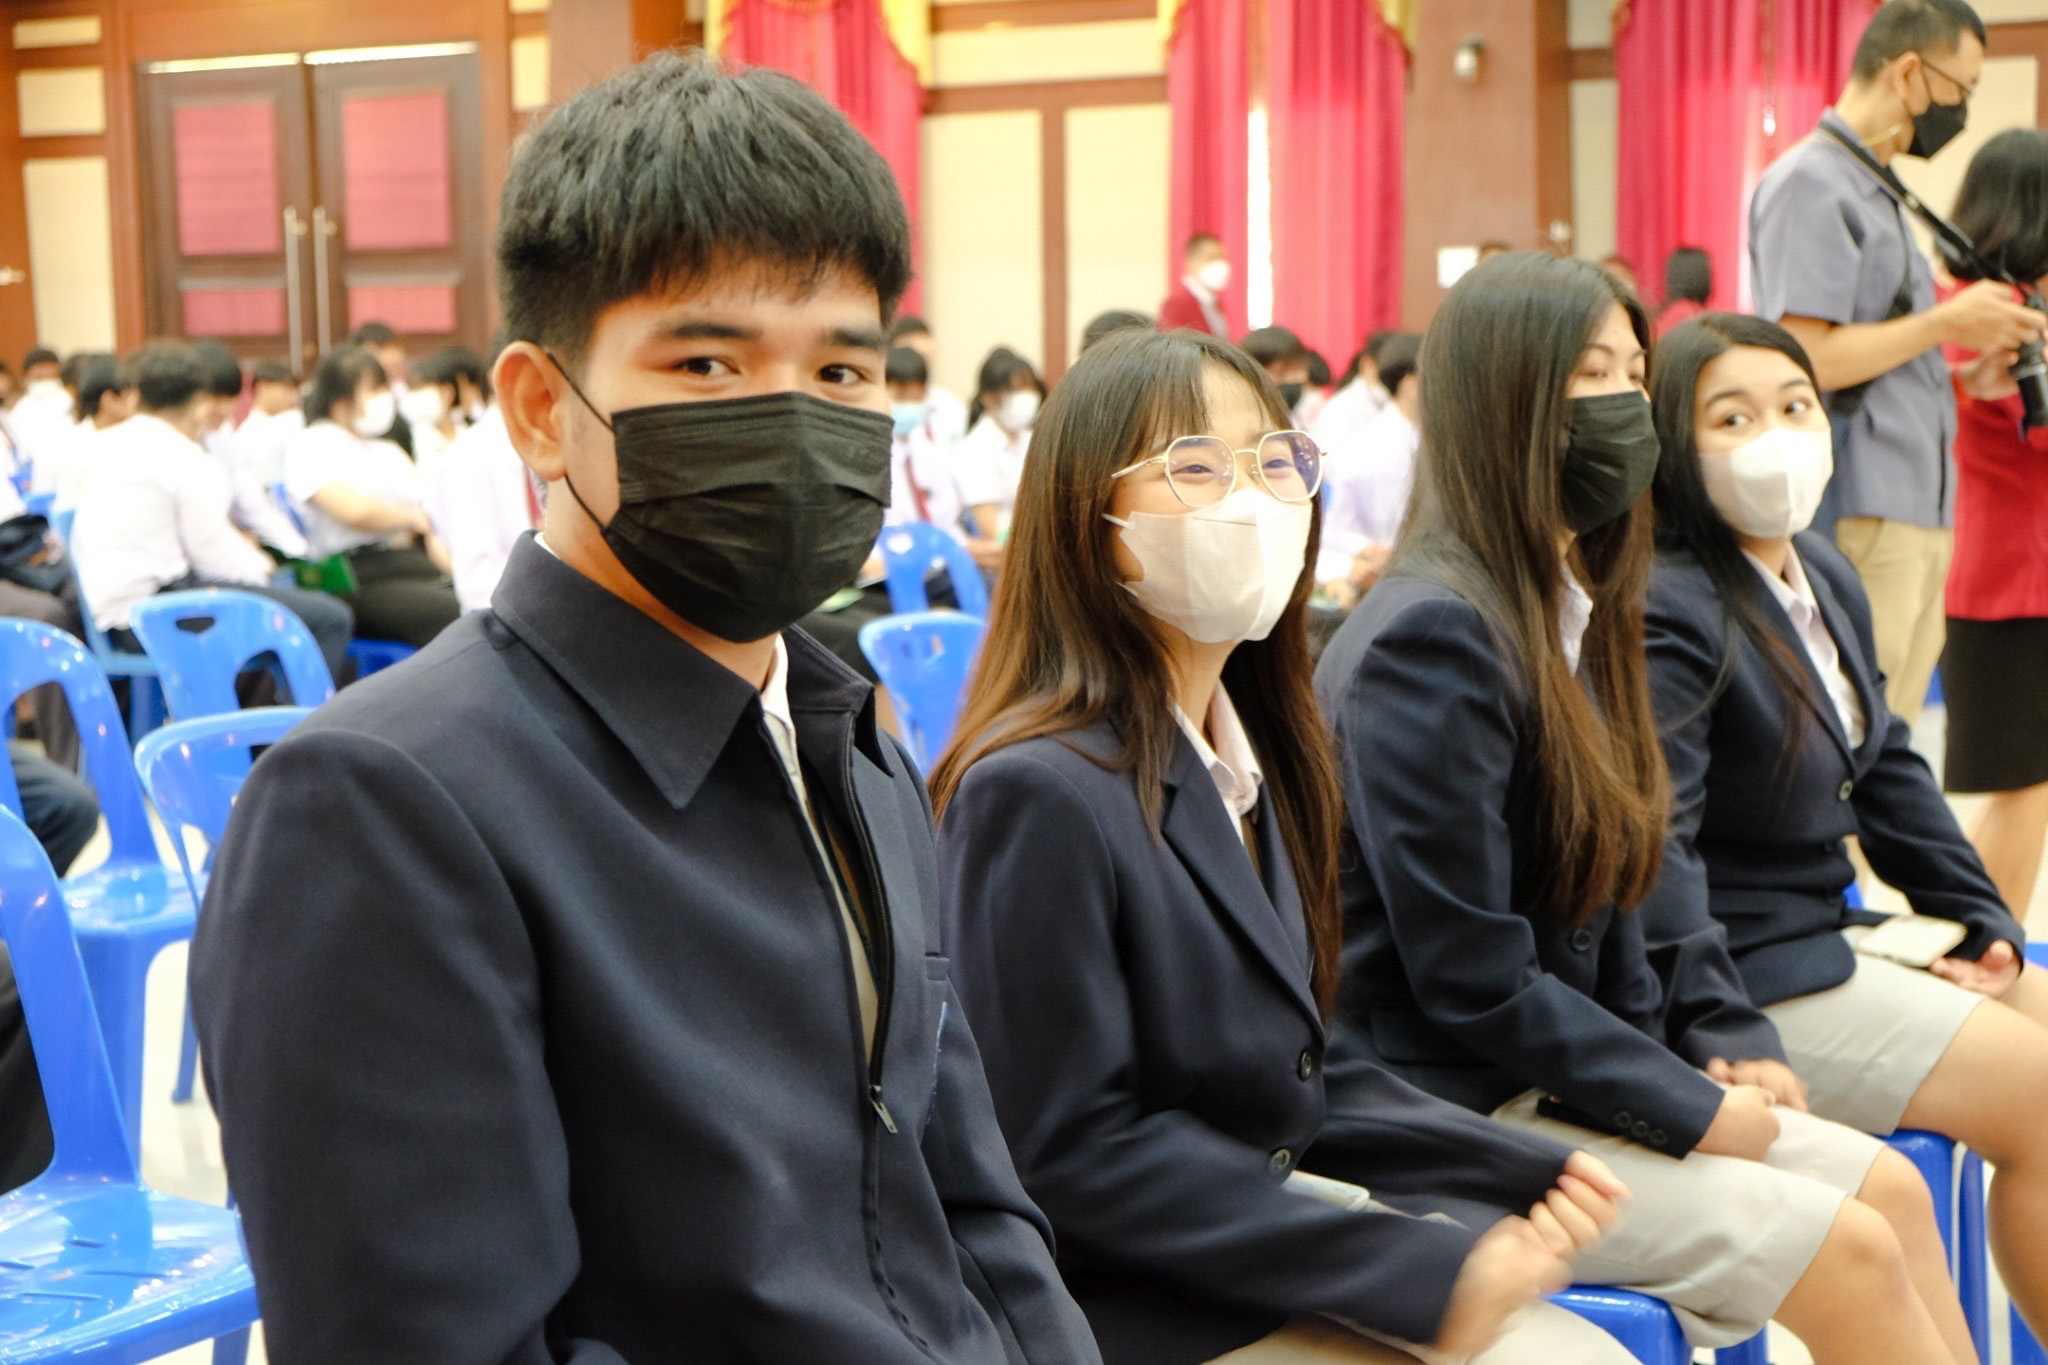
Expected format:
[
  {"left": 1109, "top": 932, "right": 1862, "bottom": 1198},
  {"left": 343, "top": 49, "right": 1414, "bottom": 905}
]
[
  {"left": 939, "top": 720, "right": 1576, "bottom": 1365},
  {"left": 191, "top": 538, "right": 1097, "bottom": 1365},
  {"left": 1641, "top": 533, "right": 2023, "bottom": 1008},
  {"left": 1314, "top": 575, "right": 1736, "bottom": 1159}
]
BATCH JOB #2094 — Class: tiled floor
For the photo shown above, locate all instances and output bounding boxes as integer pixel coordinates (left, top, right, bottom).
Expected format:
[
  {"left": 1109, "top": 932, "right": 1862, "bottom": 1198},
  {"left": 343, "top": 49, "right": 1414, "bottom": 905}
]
[{"left": 115, "top": 703, "right": 2037, "bottom": 1364}]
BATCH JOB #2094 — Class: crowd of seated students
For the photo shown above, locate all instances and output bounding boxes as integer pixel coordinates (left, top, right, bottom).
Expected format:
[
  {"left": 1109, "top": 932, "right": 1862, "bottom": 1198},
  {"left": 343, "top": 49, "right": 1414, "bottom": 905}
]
[{"left": 0, "top": 17, "right": 2044, "bottom": 1365}]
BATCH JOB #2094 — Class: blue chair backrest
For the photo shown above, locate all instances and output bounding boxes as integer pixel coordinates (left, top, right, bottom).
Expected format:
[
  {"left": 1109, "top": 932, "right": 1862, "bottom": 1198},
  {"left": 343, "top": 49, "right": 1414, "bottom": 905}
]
[
  {"left": 0, "top": 807, "right": 136, "bottom": 1183},
  {"left": 50, "top": 507, "right": 145, "bottom": 669},
  {"left": 0, "top": 621, "right": 160, "bottom": 874},
  {"left": 858, "top": 611, "right": 985, "bottom": 772},
  {"left": 134, "top": 708, "right": 312, "bottom": 906},
  {"left": 878, "top": 522, "right": 990, "bottom": 619},
  {"left": 24, "top": 492, "right": 53, "bottom": 519},
  {"left": 129, "top": 590, "right": 336, "bottom": 719}
]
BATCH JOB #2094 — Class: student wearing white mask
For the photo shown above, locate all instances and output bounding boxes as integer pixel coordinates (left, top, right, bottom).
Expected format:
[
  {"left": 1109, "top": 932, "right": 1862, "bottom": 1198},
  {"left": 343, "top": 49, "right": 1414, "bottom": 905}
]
[
  {"left": 1641, "top": 312, "right": 2048, "bottom": 1349},
  {"left": 284, "top": 345, "right": 459, "bottom": 647},
  {"left": 952, "top": 345, "right": 1044, "bottom": 550},
  {"left": 931, "top": 327, "right": 1639, "bottom": 1365},
  {"left": 1160, "top": 232, "right": 1235, "bottom": 338}
]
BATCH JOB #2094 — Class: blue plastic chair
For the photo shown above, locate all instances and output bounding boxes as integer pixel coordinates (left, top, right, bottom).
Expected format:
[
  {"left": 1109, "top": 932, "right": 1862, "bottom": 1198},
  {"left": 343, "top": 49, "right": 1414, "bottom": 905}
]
[
  {"left": 877, "top": 522, "right": 990, "bottom": 619},
  {"left": 133, "top": 708, "right": 311, "bottom": 1111},
  {"left": 857, "top": 612, "right": 984, "bottom": 772},
  {"left": 0, "top": 620, "right": 193, "bottom": 1154},
  {"left": 50, "top": 509, "right": 165, "bottom": 740},
  {"left": 127, "top": 589, "right": 336, "bottom": 721},
  {"left": 346, "top": 638, "right": 415, "bottom": 677},
  {"left": 1885, "top": 1130, "right": 1989, "bottom": 1361},
  {"left": 0, "top": 806, "right": 256, "bottom": 1362},
  {"left": 2009, "top": 942, "right": 2048, "bottom": 1363},
  {"left": 1552, "top": 1288, "right": 1688, "bottom": 1363},
  {"left": 23, "top": 492, "right": 53, "bottom": 519}
]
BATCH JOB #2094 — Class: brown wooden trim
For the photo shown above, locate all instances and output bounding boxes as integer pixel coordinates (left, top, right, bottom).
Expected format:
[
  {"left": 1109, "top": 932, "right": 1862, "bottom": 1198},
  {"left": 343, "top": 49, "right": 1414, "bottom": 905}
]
[
  {"left": 927, "top": 74, "right": 1165, "bottom": 116},
  {"left": 13, "top": 46, "right": 110, "bottom": 69},
  {"left": 932, "top": 0, "right": 1153, "bottom": 33},
  {"left": 105, "top": 5, "right": 145, "bottom": 350},
  {"left": 16, "top": 132, "right": 107, "bottom": 158},
  {"left": 6, "top": 1, "right": 103, "bottom": 19},
  {"left": 1989, "top": 19, "right": 2048, "bottom": 47},
  {"left": 1040, "top": 107, "right": 1065, "bottom": 381},
  {"left": 510, "top": 11, "right": 547, "bottom": 39},
  {"left": 1567, "top": 46, "right": 1613, "bottom": 81}
]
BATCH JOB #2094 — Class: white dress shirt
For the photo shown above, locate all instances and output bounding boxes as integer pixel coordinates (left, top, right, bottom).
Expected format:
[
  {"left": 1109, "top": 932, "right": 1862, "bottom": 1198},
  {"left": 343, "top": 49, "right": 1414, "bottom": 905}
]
[
  {"left": 1308, "top": 376, "right": 1389, "bottom": 455},
  {"left": 1316, "top": 404, "right": 1418, "bottom": 584},
  {"left": 423, "top": 407, "right": 535, "bottom": 613},
  {"left": 950, "top": 418, "right": 1031, "bottom": 533},
  {"left": 11, "top": 379, "right": 75, "bottom": 496},
  {"left": 759, "top": 635, "right": 880, "bottom": 1053},
  {"left": 1174, "top": 685, "right": 1264, "bottom": 846},
  {"left": 72, "top": 412, "right": 275, "bottom": 627},
  {"left": 284, "top": 419, "right": 427, "bottom": 559},
  {"left": 232, "top": 406, "right": 306, "bottom": 488},
  {"left": 1561, "top": 571, "right": 1594, "bottom": 678},
  {"left": 886, "top": 425, "right": 966, "bottom": 539},
  {"left": 205, "top": 421, "right": 307, "bottom": 558},
  {"left": 924, "top": 385, "right": 971, "bottom": 446},
  {"left": 1182, "top": 275, "right": 1230, "bottom": 337},
  {"left": 1744, "top": 547, "right": 1867, "bottom": 747}
]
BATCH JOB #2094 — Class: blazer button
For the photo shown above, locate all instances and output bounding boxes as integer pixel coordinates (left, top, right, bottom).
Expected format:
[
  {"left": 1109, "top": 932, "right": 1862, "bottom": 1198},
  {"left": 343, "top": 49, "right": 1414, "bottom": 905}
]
[
  {"left": 1650, "top": 1130, "right": 1668, "bottom": 1147},
  {"left": 1269, "top": 1148, "right": 1293, "bottom": 1173},
  {"left": 1838, "top": 779, "right": 1854, "bottom": 801},
  {"left": 1297, "top": 1050, "right": 1316, "bottom": 1081},
  {"left": 1613, "top": 1110, "right": 1632, "bottom": 1128},
  {"left": 1570, "top": 929, "right": 1595, "bottom": 952},
  {"left": 1632, "top": 1121, "right": 1651, "bottom": 1139}
]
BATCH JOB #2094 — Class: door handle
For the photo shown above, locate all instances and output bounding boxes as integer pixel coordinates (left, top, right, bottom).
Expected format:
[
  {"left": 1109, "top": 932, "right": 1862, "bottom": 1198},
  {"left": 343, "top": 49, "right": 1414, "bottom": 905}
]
[
  {"left": 283, "top": 207, "right": 307, "bottom": 363},
  {"left": 0, "top": 267, "right": 24, "bottom": 287},
  {"left": 311, "top": 206, "right": 338, "bottom": 353}
]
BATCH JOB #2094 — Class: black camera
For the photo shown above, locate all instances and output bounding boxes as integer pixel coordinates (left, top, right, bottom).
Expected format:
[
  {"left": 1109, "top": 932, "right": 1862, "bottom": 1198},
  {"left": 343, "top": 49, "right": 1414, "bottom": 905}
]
[{"left": 2014, "top": 288, "right": 2048, "bottom": 432}]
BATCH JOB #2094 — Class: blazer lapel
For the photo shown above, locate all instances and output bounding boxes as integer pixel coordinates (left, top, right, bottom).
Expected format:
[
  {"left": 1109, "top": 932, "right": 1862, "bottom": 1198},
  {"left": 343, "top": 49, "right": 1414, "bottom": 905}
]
[
  {"left": 1159, "top": 738, "right": 1323, "bottom": 1033},
  {"left": 1805, "top": 566, "right": 1883, "bottom": 760},
  {"left": 1741, "top": 569, "right": 1856, "bottom": 766}
]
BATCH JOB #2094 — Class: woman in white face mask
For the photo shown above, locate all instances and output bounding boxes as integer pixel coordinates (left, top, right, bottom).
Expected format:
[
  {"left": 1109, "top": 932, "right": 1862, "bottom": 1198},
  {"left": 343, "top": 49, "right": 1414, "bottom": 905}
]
[
  {"left": 951, "top": 345, "right": 1045, "bottom": 550},
  {"left": 282, "top": 345, "right": 461, "bottom": 647},
  {"left": 929, "top": 328, "right": 1640, "bottom": 1365},
  {"left": 1641, "top": 312, "right": 2048, "bottom": 1347}
]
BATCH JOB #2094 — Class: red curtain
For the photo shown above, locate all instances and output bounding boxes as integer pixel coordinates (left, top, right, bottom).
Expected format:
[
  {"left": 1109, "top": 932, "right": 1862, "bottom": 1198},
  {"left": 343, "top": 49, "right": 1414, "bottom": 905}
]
[
  {"left": 1616, "top": 0, "right": 1876, "bottom": 312},
  {"left": 722, "top": 0, "right": 926, "bottom": 311},
  {"left": 1268, "top": 0, "right": 1406, "bottom": 367},
  {"left": 1167, "top": 0, "right": 1250, "bottom": 336}
]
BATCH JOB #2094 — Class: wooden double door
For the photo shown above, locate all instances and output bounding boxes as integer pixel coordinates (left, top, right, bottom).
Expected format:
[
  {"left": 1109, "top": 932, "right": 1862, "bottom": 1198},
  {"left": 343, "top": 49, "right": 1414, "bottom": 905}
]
[{"left": 139, "top": 44, "right": 488, "bottom": 369}]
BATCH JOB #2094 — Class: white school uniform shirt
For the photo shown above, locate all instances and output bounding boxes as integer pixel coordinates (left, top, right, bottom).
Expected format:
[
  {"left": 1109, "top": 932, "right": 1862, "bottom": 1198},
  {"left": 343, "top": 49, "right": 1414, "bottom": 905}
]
[
  {"left": 1744, "top": 546, "right": 1868, "bottom": 747},
  {"left": 950, "top": 417, "right": 1031, "bottom": 533},
  {"left": 205, "top": 421, "right": 308, "bottom": 558},
  {"left": 1561, "top": 571, "right": 1594, "bottom": 678},
  {"left": 71, "top": 412, "right": 275, "bottom": 628},
  {"left": 1308, "top": 376, "right": 1388, "bottom": 455},
  {"left": 232, "top": 406, "right": 305, "bottom": 488},
  {"left": 924, "top": 385, "right": 971, "bottom": 446},
  {"left": 1315, "top": 404, "right": 1418, "bottom": 584},
  {"left": 11, "top": 379, "right": 75, "bottom": 495},
  {"left": 423, "top": 407, "right": 535, "bottom": 613},
  {"left": 1174, "top": 685, "right": 1264, "bottom": 846},
  {"left": 886, "top": 424, "right": 966, "bottom": 538},
  {"left": 285, "top": 419, "right": 426, "bottom": 560}
]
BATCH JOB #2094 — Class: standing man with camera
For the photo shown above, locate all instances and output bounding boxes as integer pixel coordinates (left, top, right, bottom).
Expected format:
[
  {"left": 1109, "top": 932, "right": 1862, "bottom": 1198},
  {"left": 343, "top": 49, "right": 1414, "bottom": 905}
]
[{"left": 1752, "top": 0, "right": 2046, "bottom": 723}]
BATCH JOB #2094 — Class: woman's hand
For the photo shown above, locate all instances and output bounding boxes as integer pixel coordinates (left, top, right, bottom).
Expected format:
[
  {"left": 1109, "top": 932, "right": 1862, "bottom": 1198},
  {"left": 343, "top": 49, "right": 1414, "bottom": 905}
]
[
  {"left": 1695, "top": 1083, "right": 1780, "bottom": 1161},
  {"left": 1705, "top": 1057, "right": 1809, "bottom": 1111},
  {"left": 1525, "top": 1151, "right": 1630, "bottom": 1258},
  {"left": 1433, "top": 1216, "right": 1572, "bottom": 1357},
  {"left": 1930, "top": 939, "right": 2022, "bottom": 998}
]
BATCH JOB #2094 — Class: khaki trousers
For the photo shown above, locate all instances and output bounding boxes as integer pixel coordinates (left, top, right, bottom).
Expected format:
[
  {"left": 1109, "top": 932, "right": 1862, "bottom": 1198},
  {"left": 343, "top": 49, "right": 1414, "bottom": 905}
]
[{"left": 1834, "top": 517, "right": 1954, "bottom": 726}]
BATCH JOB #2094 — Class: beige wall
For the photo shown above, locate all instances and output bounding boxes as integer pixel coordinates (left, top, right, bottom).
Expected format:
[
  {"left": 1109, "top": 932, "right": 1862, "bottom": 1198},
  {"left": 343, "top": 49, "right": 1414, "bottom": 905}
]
[
  {"left": 1570, "top": 79, "right": 1617, "bottom": 262},
  {"left": 23, "top": 157, "right": 117, "bottom": 352},
  {"left": 1066, "top": 102, "right": 1171, "bottom": 362},
  {"left": 1894, "top": 54, "right": 2040, "bottom": 219},
  {"left": 921, "top": 109, "right": 1043, "bottom": 401}
]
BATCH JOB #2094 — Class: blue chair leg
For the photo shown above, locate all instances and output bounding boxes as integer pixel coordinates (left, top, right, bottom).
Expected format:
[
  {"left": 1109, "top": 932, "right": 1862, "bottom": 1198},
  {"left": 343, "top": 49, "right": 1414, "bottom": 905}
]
[
  {"left": 74, "top": 939, "right": 153, "bottom": 1154},
  {"left": 173, "top": 1003, "right": 200, "bottom": 1104},
  {"left": 1955, "top": 1151, "right": 1989, "bottom": 1365},
  {"left": 125, "top": 674, "right": 165, "bottom": 742},
  {"left": 2017, "top": 1306, "right": 2048, "bottom": 1365},
  {"left": 213, "top": 1326, "right": 252, "bottom": 1365}
]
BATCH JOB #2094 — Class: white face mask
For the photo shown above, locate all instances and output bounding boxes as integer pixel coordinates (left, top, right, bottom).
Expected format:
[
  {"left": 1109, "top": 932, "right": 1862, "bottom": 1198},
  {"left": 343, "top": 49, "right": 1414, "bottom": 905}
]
[
  {"left": 996, "top": 389, "right": 1040, "bottom": 434},
  {"left": 401, "top": 385, "right": 447, "bottom": 429},
  {"left": 1105, "top": 487, "right": 1312, "bottom": 645},
  {"left": 1195, "top": 260, "right": 1233, "bottom": 294},
  {"left": 1699, "top": 426, "right": 1834, "bottom": 538},
  {"left": 352, "top": 390, "right": 398, "bottom": 438}
]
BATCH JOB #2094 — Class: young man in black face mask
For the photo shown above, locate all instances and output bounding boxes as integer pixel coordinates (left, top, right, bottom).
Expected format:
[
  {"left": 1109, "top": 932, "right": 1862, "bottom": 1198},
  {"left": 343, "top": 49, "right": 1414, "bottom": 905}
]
[
  {"left": 189, "top": 52, "right": 1099, "bottom": 1365},
  {"left": 1750, "top": 0, "right": 2045, "bottom": 727}
]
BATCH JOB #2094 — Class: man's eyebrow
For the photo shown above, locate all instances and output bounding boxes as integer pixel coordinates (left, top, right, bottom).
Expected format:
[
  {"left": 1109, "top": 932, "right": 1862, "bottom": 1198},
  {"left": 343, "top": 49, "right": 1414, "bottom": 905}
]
[
  {"left": 658, "top": 320, "right": 762, "bottom": 343},
  {"left": 827, "top": 325, "right": 889, "bottom": 351}
]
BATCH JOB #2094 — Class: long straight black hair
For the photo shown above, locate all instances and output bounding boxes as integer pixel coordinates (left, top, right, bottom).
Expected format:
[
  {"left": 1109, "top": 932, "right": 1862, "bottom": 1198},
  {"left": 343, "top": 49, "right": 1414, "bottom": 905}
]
[
  {"left": 1649, "top": 313, "right": 1821, "bottom": 743},
  {"left": 1396, "top": 252, "right": 1668, "bottom": 927}
]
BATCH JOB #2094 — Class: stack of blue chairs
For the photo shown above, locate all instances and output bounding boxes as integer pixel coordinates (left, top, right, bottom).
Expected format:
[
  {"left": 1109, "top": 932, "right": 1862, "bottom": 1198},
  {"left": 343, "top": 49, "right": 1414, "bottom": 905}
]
[{"left": 50, "top": 509, "right": 165, "bottom": 739}]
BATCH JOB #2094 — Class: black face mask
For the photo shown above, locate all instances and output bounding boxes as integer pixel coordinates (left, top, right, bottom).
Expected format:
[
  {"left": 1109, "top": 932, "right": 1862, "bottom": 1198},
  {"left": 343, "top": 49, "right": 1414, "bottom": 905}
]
[
  {"left": 1278, "top": 382, "right": 1305, "bottom": 411},
  {"left": 551, "top": 358, "right": 893, "bottom": 643},
  {"left": 1560, "top": 391, "right": 1659, "bottom": 535},
  {"left": 1907, "top": 67, "right": 1969, "bottom": 159}
]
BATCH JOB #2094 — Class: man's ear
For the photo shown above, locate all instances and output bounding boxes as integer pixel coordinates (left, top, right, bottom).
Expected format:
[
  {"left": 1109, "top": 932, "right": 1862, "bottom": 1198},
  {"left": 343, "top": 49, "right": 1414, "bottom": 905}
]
[{"left": 497, "top": 342, "right": 571, "bottom": 484}]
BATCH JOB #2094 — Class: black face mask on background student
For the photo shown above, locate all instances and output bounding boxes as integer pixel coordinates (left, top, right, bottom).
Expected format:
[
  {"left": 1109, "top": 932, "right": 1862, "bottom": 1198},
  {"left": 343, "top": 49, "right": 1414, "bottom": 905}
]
[
  {"left": 552, "top": 358, "right": 894, "bottom": 642},
  {"left": 1559, "top": 392, "right": 1659, "bottom": 535}
]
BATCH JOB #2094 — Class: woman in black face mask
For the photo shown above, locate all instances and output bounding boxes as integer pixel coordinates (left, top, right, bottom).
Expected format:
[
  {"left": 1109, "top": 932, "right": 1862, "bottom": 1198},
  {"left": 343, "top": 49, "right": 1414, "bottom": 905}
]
[{"left": 1311, "top": 253, "right": 1973, "bottom": 1365}]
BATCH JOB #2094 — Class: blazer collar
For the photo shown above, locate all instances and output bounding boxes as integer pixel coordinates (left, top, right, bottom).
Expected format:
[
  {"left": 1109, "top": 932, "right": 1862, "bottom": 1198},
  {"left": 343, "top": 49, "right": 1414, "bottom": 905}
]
[
  {"left": 1802, "top": 558, "right": 1884, "bottom": 759},
  {"left": 1739, "top": 553, "right": 1869, "bottom": 766}
]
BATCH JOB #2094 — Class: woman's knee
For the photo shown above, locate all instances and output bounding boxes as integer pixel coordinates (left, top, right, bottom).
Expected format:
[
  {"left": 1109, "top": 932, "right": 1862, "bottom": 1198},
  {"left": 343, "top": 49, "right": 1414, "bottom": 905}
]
[
  {"left": 1857, "top": 1147, "right": 1940, "bottom": 1230},
  {"left": 1806, "top": 1197, "right": 1915, "bottom": 1295}
]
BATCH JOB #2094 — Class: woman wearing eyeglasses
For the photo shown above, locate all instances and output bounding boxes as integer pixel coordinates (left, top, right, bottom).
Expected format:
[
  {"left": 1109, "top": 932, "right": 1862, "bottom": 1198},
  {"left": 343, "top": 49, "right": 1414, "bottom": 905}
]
[
  {"left": 1312, "top": 254, "right": 1976, "bottom": 1365},
  {"left": 930, "top": 328, "right": 1639, "bottom": 1364}
]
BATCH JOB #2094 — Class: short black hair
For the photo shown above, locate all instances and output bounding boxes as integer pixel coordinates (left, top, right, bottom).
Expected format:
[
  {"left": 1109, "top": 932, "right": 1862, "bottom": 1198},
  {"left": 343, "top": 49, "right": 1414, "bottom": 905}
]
[
  {"left": 890, "top": 316, "right": 930, "bottom": 343},
  {"left": 1664, "top": 247, "right": 1713, "bottom": 304},
  {"left": 349, "top": 321, "right": 398, "bottom": 349},
  {"left": 75, "top": 353, "right": 128, "bottom": 419},
  {"left": 497, "top": 50, "right": 912, "bottom": 369},
  {"left": 1081, "top": 308, "right": 1153, "bottom": 353},
  {"left": 885, "top": 346, "right": 927, "bottom": 387},
  {"left": 1853, "top": 0, "right": 1985, "bottom": 80},
  {"left": 416, "top": 345, "right": 490, "bottom": 397},
  {"left": 1238, "top": 325, "right": 1303, "bottom": 368},
  {"left": 251, "top": 361, "right": 295, "bottom": 387},
  {"left": 1377, "top": 334, "right": 1422, "bottom": 393},
  {"left": 128, "top": 341, "right": 208, "bottom": 413},
  {"left": 59, "top": 351, "right": 89, "bottom": 392},
  {"left": 1949, "top": 128, "right": 2048, "bottom": 284},
  {"left": 305, "top": 346, "right": 388, "bottom": 424},
  {"left": 1304, "top": 349, "right": 1332, "bottom": 388},
  {"left": 191, "top": 340, "right": 245, "bottom": 399},
  {"left": 21, "top": 347, "right": 57, "bottom": 372}
]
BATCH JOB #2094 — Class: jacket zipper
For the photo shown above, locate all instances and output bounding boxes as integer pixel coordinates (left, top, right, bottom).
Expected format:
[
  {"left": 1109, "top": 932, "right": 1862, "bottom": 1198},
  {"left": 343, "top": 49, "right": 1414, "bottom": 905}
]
[{"left": 841, "top": 716, "right": 898, "bottom": 1134}]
